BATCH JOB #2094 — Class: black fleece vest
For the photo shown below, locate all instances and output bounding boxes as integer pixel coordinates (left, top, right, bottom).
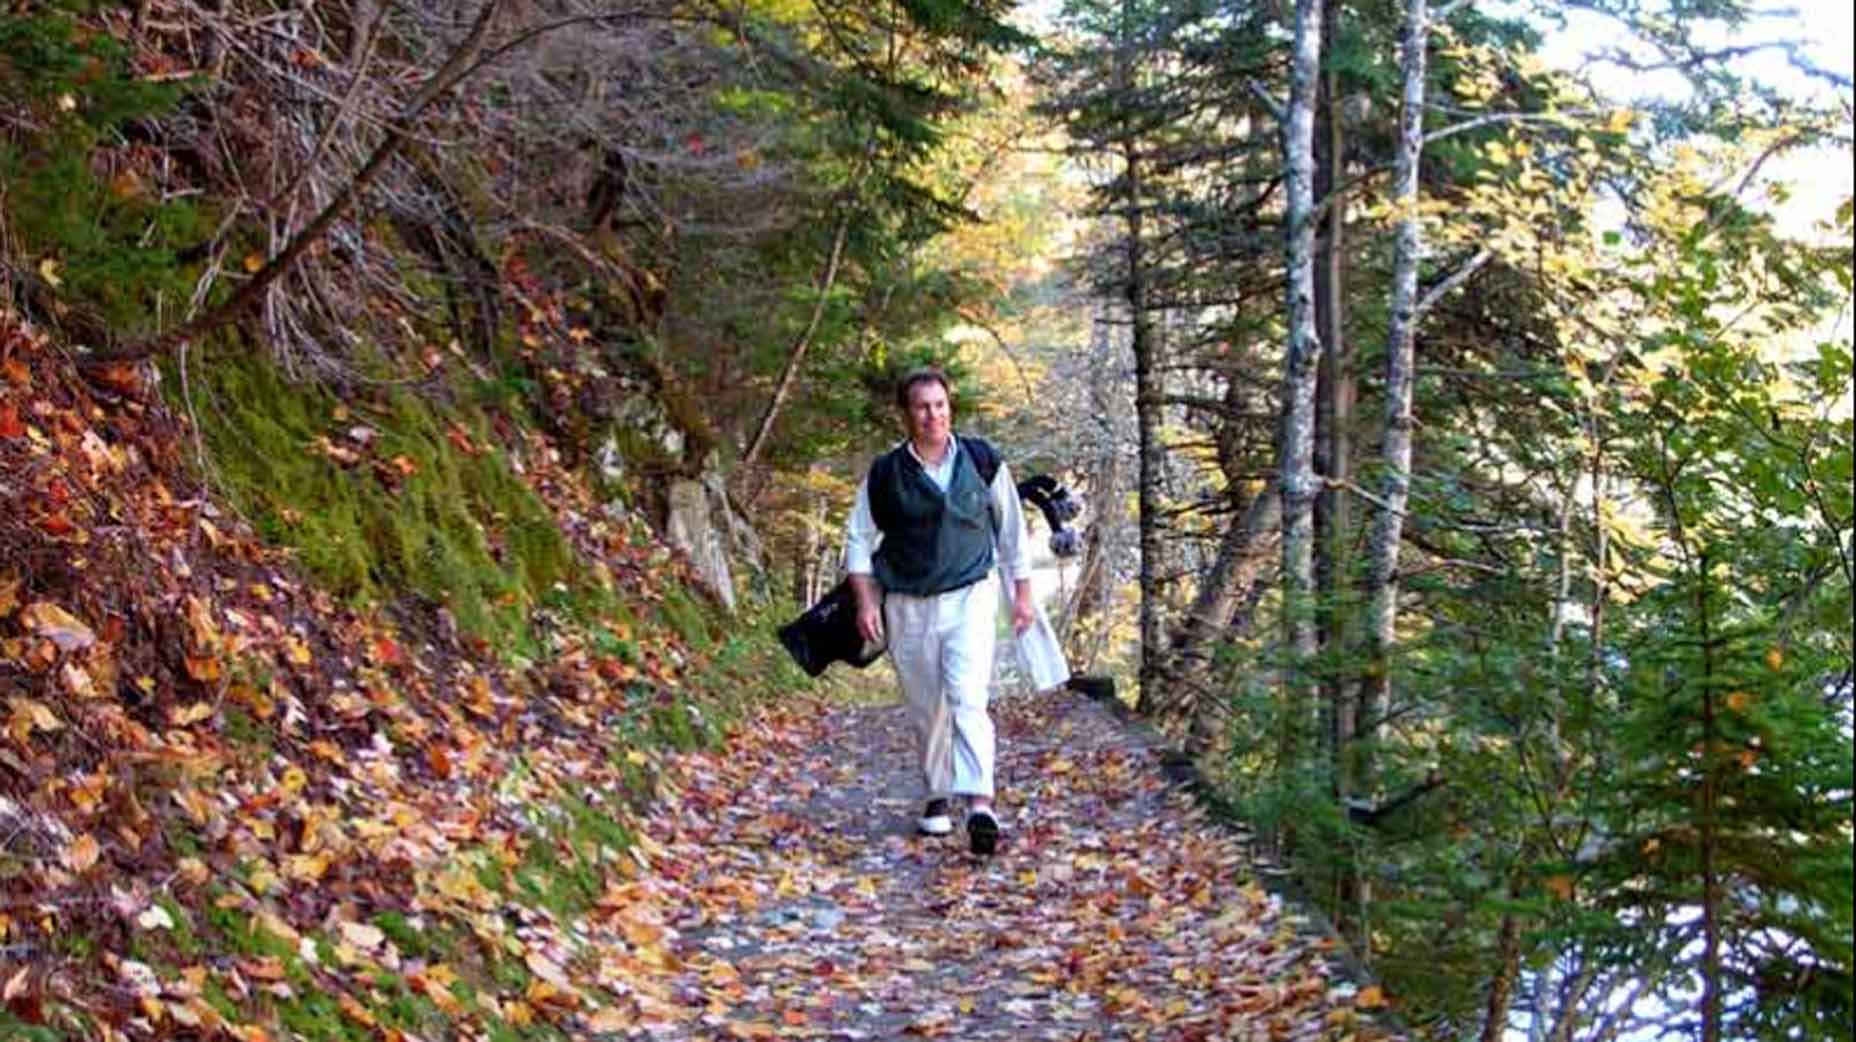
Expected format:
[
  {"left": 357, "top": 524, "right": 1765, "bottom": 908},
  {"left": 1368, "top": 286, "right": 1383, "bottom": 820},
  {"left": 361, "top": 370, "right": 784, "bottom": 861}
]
[{"left": 868, "top": 436, "right": 998, "bottom": 596}]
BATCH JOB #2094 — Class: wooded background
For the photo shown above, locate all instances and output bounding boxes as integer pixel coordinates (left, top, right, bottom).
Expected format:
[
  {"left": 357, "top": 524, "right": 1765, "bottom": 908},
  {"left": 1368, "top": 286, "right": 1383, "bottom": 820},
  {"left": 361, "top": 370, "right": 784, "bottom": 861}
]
[{"left": 1, "top": 0, "right": 1850, "bottom": 1036}]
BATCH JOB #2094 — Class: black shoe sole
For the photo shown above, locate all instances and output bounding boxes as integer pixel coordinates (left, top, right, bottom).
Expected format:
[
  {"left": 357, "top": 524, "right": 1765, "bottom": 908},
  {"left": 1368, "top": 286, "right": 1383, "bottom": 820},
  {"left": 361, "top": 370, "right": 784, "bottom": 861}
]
[{"left": 968, "top": 814, "right": 998, "bottom": 856}]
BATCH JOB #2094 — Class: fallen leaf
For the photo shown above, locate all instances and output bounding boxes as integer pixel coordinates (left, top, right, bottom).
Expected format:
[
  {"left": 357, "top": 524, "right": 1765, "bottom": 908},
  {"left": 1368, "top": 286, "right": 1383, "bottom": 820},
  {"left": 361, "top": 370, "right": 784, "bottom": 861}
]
[
  {"left": 526, "top": 951, "right": 573, "bottom": 990},
  {"left": 171, "top": 702, "right": 215, "bottom": 726},
  {"left": 8, "top": 696, "right": 62, "bottom": 735},
  {"left": 64, "top": 833, "right": 102, "bottom": 873},
  {"left": 339, "top": 921, "right": 385, "bottom": 951},
  {"left": 21, "top": 601, "right": 96, "bottom": 652}
]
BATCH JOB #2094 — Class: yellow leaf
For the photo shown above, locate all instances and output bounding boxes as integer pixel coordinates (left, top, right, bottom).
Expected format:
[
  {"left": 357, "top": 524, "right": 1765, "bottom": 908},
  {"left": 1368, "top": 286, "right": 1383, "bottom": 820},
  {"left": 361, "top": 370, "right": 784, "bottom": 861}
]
[
  {"left": 21, "top": 601, "right": 96, "bottom": 652},
  {"left": 171, "top": 702, "right": 215, "bottom": 726},
  {"left": 39, "top": 257, "right": 63, "bottom": 288},
  {"left": 243, "top": 253, "right": 265, "bottom": 273},
  {"left": 1765, "top": 647, "right": 1784, "bottom": 670},
  {"left": 9, "top": 696, "right": 62, "bottom": 734},
  {"left": 286, "top": 637, "right": 313, "bottom": 666},
  {"left": 285, "top": 852, "right": 330, "bottom": 881},
  {"left": 1606, "top": 108, "right": 1635, "bottom": 134},
  {"left": 279, "top": 765, "right": 308, "bottom": 798}
]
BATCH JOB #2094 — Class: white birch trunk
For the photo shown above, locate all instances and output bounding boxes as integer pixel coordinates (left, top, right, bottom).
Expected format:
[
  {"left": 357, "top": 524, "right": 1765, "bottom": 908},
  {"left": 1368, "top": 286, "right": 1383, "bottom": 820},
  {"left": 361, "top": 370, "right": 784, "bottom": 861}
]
[
  {"left": 1279, "top": 0, "right": 1326, "bottom": 729},
  {"left": 1357, "top": 0, "right": 1432, "bottom": 779}
]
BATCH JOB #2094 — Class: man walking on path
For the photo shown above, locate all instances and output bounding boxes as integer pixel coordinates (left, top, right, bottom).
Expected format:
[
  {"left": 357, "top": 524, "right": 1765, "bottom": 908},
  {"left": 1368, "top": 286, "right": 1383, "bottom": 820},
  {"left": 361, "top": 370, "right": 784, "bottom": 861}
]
[{"left": 845, "top": 367, "right": 1035, "bottom": 855}]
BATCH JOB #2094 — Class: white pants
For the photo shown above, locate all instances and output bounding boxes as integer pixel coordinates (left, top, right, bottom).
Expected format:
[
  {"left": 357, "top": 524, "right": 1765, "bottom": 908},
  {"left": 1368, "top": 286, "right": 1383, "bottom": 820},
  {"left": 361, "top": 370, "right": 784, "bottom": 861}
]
[{"left": 885, "top": 576, "right": 998, "bottom": 800}]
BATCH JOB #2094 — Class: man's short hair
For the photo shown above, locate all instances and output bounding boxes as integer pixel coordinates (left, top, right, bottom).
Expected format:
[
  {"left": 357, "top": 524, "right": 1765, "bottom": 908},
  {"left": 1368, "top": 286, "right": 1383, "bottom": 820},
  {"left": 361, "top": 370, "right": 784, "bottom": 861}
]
[{"left": 895, "top": 366, "right": 952, "bottom": 410}]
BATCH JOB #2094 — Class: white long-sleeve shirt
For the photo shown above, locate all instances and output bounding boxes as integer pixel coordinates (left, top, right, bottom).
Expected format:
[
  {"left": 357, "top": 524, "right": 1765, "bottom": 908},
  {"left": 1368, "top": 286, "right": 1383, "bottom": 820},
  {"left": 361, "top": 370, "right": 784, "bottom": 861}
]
[{"left": 843, "top": 436, "right": 1032, "bottom": 584}]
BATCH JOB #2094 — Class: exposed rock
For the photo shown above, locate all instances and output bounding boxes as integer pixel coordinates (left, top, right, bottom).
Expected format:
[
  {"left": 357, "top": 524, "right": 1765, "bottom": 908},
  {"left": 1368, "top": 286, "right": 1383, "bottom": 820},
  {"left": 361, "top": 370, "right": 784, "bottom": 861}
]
[{"left": 666, "top": 477, "right": 737, "bottom": 610}]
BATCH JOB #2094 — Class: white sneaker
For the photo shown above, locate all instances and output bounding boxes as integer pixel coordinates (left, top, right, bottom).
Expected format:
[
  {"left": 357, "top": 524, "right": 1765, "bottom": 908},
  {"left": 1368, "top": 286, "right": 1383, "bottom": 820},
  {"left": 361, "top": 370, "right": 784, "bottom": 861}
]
[{"left": 917, "top": 798, "right": 953, "bottom": 836}]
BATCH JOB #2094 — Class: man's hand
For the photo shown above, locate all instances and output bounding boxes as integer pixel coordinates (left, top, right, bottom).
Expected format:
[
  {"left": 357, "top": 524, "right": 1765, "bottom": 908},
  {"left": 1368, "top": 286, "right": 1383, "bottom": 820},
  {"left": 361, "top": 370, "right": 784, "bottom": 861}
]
[
  {"left": 1011, "top": 579, "right": 1035, "bottom": 636},
  {"left": 848, "top": 573, "right": 884, "bottom": 645}
]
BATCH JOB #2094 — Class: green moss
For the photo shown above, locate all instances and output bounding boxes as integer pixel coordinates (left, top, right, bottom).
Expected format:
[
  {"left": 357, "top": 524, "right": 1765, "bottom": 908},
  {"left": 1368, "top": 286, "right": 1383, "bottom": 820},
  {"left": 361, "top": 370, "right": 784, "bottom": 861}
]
[
  {"left": 274, "top": 988, "right": 371, "bottom": 1042},
  {"left": 169, "top": 345, "right": 578, "bottom": 654},
  {"left": 0, "top": 1011, "right": 65, "bottom": 1041},
  {"left": 0, "top": 9, "right": 207, "bottom": 338},
  {"left": 654, "top": 587, "right": 715, "bottom": 650}
]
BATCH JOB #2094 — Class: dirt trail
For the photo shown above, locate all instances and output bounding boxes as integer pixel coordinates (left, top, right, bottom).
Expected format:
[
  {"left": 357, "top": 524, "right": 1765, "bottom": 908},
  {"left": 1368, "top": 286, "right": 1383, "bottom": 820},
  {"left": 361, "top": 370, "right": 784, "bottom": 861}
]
[{"left": 595, "top": 688, "right": 1402, "bottom": 1041}]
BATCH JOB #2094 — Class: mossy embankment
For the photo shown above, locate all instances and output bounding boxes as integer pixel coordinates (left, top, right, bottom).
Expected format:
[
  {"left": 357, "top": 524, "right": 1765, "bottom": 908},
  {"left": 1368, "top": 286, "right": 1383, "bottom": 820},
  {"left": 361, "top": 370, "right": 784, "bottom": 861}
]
[{"left": 0, "top": 315, "right": 817, "bottom": 1041}]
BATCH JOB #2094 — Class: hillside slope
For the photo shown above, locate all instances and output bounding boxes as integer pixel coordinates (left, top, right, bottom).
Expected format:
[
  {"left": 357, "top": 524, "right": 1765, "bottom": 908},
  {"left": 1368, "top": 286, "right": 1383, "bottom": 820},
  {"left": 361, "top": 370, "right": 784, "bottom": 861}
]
[{"left": 1, "top": 312, "right": 797, "bottom": 1040}]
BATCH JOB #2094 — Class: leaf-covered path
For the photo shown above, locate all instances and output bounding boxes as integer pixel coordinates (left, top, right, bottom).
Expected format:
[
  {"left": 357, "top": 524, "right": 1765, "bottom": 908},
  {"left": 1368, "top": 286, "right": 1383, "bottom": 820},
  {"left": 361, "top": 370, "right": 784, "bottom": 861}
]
[{"left": 588, "top": 688, "right": 1403, "bottom": 1040}]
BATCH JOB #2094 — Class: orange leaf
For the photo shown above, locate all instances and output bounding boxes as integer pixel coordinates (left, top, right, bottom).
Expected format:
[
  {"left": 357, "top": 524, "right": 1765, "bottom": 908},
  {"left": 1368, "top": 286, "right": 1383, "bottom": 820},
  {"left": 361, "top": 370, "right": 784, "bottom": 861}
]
[
  {"left": 89, "top": 363, "right": 142, "bottom": 396},
  {"left": 0, "top": 402, "right": 23, "bottom": 439},
  {"left": 184, "top": 653, "right": 222, "bottom": 682},
  {"left": 1355, "top": 984, "right": 1387, "bottom": 1008},
  {"left": 427, "top": 744, "right": 453, "bottom": 779},
  {"left": 64, "top": 833, "right": 102, "bottom": 873},
  {"left": 1, "top": 356, "right": 29, "bottom": 387}
]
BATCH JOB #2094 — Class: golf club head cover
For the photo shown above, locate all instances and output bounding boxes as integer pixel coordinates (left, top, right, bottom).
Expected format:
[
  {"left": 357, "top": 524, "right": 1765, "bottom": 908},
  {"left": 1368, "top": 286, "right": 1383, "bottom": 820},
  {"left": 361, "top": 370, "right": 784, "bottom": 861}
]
[
  {"left": 777, "top": 578, "right": 886, "bottom": 677},
  {"left": 1049, "top": 527, "right": 1081, "bottom": 558},
  {"left": 1015, "top": 474, "right": 1083, "bottom": 558}
]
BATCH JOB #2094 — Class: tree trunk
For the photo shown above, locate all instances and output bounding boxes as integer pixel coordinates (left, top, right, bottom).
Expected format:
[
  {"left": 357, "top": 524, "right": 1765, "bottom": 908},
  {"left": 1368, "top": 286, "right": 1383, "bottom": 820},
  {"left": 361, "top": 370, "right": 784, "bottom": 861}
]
[
  {"left": 1120, "top": 0, "right": 1163, "bottom": 716},
  {"left": 1061, "top": 309, "right": 1128, "bottom": 672},
  {"left": 1277, "top": 0, "right": 1326, "bottom": 780},
  {"left": 1356, "top": 0, "right": 1431, "bottom": 792},
  {"left": 1480, "top": 910, "right": 1522, "bottom": 1042},
  {"left": 1313, "top": 1, "right": 1354, "bottom": 800},
  {"left": 1695, "top": 553, "right": 1723, "bottom": 1042},
  {"left": 1181, "top": 484, "right": 1282, "bottom": 756},
  {"left": 1167, "top": 481, "right": 1282, "bottom": 678}
]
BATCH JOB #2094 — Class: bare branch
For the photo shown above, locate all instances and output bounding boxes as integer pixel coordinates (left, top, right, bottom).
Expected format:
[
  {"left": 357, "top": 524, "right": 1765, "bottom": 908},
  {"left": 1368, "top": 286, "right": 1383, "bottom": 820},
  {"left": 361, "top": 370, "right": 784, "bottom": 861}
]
[
  {"left": 1415, "top": 247, "right": 1494, "bottom": 317},
  {"left": 1246, "top": 79, "right": 1286, "bottom": 124},
  {"left": 90, "top": 0, "right": 507, "bottom": 365},
  {"left": 1423, "top": 110, "right": 1594, "bottom": 148}
]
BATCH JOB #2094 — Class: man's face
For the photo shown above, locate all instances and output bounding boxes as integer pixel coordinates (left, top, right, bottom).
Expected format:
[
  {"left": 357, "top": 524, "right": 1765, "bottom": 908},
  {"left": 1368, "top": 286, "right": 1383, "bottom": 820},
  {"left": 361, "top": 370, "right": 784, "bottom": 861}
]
[{"left": 903, "top": 380, "right": 951, "bottom": 448}]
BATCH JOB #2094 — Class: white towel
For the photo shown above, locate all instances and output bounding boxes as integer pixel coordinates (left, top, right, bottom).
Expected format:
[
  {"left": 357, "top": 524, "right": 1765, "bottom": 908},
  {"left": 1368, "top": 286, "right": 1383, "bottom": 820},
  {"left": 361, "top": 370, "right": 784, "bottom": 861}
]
[{"left": 1001, "top": 580, "right": 1070, "bottom": 692}]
